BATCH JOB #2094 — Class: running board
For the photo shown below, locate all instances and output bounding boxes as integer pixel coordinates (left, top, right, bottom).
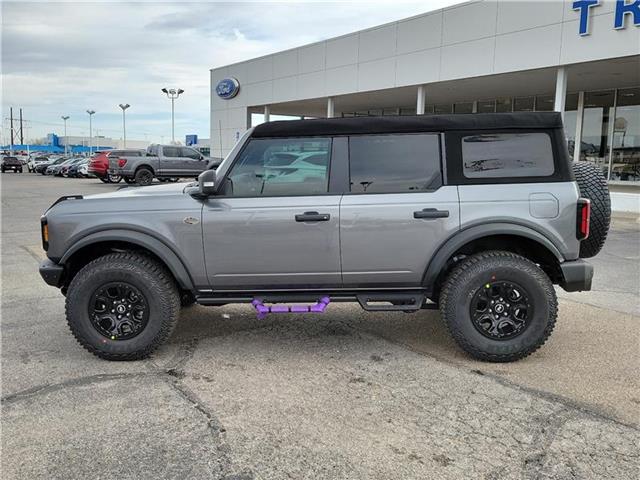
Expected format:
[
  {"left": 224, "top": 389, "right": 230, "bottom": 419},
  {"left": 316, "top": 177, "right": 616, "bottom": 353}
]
[
  {"left": 356, "top": 292, "right": 425, "bottom": 311},
  {"left": 251, "top": 296, "right": 331, "bottom": 319}
]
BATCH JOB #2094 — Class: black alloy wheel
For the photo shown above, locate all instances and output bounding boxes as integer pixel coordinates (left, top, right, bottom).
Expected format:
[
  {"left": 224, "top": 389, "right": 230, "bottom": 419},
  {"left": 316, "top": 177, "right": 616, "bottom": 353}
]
[
  {"left": 470, "top": 280, "right": 531, "bottom": 340},
  {"left": 89, "top": 282, "right": 149, "bottom": 340}
]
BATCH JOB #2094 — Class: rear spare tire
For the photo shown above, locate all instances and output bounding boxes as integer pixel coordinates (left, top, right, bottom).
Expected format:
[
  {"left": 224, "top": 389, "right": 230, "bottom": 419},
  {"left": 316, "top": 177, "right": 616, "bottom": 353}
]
[{"left": 572, "top": 161, "right": 611, "bottom": 258}]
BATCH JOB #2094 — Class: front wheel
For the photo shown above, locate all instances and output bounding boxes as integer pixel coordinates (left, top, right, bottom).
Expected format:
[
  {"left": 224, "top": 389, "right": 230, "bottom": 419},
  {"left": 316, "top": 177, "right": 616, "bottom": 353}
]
[
  {"left": 65, "top": 252, "right": 180, "bottom": 360},
  {"left": 439, "top": 250, "right": 557, "bottom": 362}
]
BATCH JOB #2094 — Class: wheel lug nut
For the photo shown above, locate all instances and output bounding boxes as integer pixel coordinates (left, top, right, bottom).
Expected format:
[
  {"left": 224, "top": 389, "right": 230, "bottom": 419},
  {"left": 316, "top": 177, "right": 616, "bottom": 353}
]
[{"left": 111, "top": 309, "right": 115, "bottom": 313}]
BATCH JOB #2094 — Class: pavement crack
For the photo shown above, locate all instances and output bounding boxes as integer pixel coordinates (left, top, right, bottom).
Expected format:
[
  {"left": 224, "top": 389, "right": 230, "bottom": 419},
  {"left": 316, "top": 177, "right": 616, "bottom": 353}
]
[{"left": 1, "top": 371, "right": 153, "bottom": 405}]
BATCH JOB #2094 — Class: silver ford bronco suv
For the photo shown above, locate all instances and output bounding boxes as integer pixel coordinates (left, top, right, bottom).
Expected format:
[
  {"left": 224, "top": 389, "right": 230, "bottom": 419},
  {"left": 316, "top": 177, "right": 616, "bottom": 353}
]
[{"left": 39, "top": 113, "right": 610, "bottom": 362}]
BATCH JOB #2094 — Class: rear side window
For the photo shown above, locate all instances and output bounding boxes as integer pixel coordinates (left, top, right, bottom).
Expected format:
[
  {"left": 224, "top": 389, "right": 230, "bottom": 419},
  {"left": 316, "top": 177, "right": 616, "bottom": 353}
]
[
  {"left": 163, "top": 146, "right": 181, "bottom": 158},
  {"left": 349, "top": 134, "right": 441, "bottom": 193},
  {"left": 462, "top": 133, "right": 554, "bottom": 178}
]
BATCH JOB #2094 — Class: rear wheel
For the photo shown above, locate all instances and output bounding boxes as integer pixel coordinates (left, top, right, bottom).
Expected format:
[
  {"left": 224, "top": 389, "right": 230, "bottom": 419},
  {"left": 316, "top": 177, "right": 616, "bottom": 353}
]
[
  {"left": 65, "top": 252, "right": 180, "bottom": 360},
  {"left": 134, "top": 168, "right": 154, "bottom": 186},
  {"left": 572, "top": 161, "right": 611, "bottom": 258},
  {"left": 440, "top": 250, "right": 557, "bottom": 362},
  {"left": 107, "top": 173, "right": 122, "bottom": 183}
]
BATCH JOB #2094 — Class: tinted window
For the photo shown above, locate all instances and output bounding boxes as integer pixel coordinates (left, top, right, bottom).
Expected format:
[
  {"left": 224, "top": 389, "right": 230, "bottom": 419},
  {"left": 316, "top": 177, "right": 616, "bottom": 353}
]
[
  {"left": 163, "top": 146, "right": 181, "bottom": 158},
  {"left": 349, "top": 134, "right": 441, "bottom": 193},
  {"left": 462, "top": 133, "right": 554, "bottom": 178},
  {"left": 181, "top": 147, "right": 201, "bottom": 160},
  {"left": 226, "top": 137, "right": 331, "bottom": 197}
]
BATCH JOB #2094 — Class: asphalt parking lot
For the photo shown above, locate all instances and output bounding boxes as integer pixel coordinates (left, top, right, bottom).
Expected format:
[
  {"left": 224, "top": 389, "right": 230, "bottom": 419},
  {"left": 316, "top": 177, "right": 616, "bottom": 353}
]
[{"left": 2, "top": 173, "right": 639, "bottom": 479}]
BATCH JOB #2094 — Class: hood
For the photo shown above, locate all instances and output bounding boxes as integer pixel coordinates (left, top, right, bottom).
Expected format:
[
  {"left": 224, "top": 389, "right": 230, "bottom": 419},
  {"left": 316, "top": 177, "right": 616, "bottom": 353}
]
[{"left": 86, "top": 181, "right": 193, "bottom": 199}]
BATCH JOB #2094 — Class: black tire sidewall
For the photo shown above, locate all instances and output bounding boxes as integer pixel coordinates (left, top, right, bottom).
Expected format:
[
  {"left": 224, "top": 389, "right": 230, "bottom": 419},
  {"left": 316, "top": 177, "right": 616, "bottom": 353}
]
[
  {"left": 66, "top": 256, "right": 177, "bottom": 358},
  {"left": 135, "top": 169, "right": 153, "bottom": 186},
  {"left": 442, "top": 253, "right": 556, "bottom": 361}
]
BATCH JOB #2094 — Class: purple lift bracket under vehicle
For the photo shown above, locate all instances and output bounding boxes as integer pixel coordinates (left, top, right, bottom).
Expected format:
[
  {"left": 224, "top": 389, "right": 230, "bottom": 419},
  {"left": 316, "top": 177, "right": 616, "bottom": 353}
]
[{"left": 251, "top": 296, "right": 331, "bottom": 319}]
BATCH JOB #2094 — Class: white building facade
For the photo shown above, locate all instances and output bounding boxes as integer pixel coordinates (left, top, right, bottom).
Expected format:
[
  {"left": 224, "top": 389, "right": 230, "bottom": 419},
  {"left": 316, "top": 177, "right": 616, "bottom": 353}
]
[{"left": 211, "top": 0, "right": 640, "bottom": 192}]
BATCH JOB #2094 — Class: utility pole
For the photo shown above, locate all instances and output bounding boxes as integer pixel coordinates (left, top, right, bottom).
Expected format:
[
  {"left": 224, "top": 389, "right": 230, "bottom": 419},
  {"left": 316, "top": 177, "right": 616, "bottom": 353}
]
[
  {"left": 86, "top": 110, "right": 95, "bottom": 156},
  {"left": 19, "top": 108, "right": 24, "bottom": 144},
  {"left": 161, "top": 88, "right": 184, "bottom": 143},
  {"left": 9, "top": 107, "right": 14, "bottom": 153},
  {"left": 119, "top": 103, "right": 130, "bottom": 147},
  {"left": 61, "top": 116, "right": 70, "bottom": 156}
]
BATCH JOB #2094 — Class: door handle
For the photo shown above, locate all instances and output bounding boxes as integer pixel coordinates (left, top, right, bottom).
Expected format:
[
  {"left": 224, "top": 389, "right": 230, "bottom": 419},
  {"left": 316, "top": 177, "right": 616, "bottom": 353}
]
[
  {"left": 295, "top": 211, "right": 330, "bottom": 222},
  {"left": 413, "top": 208, "right": 449, "bottom": 219}
]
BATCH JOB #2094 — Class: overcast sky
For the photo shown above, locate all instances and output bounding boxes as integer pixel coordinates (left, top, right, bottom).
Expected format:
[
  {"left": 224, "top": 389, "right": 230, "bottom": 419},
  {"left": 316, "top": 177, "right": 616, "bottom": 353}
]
[{"left": 1, "top": 0, "right": 459, "bottom": 145}]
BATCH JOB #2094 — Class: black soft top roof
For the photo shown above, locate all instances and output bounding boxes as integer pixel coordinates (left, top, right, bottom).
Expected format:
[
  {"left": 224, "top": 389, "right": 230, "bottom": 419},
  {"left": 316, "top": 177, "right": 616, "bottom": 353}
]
[{"left": 252, "top": 112, "right": 563, "bottom": 138}]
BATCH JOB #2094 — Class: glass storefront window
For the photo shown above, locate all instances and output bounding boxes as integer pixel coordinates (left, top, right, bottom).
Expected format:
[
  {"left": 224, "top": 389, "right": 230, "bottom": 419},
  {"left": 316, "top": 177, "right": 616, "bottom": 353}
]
[
  {"left": 454, "top": 102, "right": 473, "bottom": 114},
  {"left": 536, "top": 95, "right": 554, "bottom": 111},
  {"left": 581, "top": 90, "right": 615, "bottom": 177},
  {"left": 610, "top": 87, "right": 640, "bottom": 182},
  {"left": 434, "top": 104, "right": 452, "bottom": 114},
  {"left": 514, "top": 97, "right": 534, "bottom": 112},
  {"left": 496, "top": 97, "right": 512, "bottom": 113},
  {"left": 564, "top": 93, "right": 579, "bottom": 158},
  {"left": 477, "top": 100, "right": 496, "bottom": 113}
]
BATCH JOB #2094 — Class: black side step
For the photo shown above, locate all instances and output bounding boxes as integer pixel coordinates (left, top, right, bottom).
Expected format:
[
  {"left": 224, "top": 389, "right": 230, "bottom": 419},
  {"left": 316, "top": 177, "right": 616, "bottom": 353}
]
[{"left": 356, "top": 292, "right": 425, "bottom": 311}]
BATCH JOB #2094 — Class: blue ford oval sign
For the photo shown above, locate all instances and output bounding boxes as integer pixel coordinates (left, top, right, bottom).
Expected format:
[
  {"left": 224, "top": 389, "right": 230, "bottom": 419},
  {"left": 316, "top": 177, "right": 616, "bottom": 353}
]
[{"left": 215, "top": 78, "right": 240, "bottom": 99}]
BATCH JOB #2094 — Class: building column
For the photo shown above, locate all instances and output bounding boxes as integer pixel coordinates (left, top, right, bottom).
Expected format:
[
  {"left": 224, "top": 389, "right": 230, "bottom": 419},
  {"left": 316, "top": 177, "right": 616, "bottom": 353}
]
[
  {"left": 554, "top": 66, "right": 568, "bottom": 117},
  {"left": 472, "top": 101, "right": 478, "bottom": 114},
  {"left": 416, "top": 85, "right": 426, "bottom": 115},
  {"left": 327, "top": 97, "right": 335, "bottom": 118},
  {"left": 573, "top": 91, "right": 585, "bottom": 162},
  {"left": 263, "top": 105, "right": 271, "bottom": 123}
]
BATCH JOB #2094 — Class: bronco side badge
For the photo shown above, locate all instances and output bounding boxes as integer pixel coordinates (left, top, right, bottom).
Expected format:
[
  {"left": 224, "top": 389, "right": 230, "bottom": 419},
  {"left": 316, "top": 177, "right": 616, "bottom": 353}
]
[{"left": 183, "top": 216, "right": 200, "bottom": 225}]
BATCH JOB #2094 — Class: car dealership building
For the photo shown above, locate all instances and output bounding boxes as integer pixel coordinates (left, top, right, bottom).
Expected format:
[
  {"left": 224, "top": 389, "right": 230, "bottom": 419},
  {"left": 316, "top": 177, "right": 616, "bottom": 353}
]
[{"left": 211, "top": 0, "right": 639, "bottom": 206}]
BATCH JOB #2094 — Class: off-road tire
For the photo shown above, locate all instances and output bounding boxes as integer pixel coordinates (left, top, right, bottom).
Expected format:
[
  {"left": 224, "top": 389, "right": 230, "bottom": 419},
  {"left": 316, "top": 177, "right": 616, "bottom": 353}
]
[
  {"left": 180, "top": 292, "right": 196, "bottom": 308},
  {"left": 134, "top": 167, "right": 154, "bottom": 186},
  {"left": 572, "top": 161, "right": 611, "bottom": 258},
  {"left": 65, "top": 252, "right": 180, "bottom": 360},
  {"left": 440, "top": 250, "right": 557, "bottom": 362}
]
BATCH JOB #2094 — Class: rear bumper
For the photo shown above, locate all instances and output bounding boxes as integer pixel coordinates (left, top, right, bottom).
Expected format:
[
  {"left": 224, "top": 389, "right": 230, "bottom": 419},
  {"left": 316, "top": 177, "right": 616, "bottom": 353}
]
[
  {"left": 39, "top": 258, "right": 64, "bottom": 287},
  {"left": 559, "top": 259, "right": 593, "bottom": 292}
]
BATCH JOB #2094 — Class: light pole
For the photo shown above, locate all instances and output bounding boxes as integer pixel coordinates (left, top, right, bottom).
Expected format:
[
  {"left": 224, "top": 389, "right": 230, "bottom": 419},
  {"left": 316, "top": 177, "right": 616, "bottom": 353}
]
[
  {"left": 86, "top": 110, "right": 95, "bottom": 156},
  {"left": 61, "top": 116, "right": 69, "bottom": 156},
  {"left": 161, "top": 88, "right": 184, "bottom": 143},
  {"left": 119, "top": 104, "right": 130, "bottom": 147}
]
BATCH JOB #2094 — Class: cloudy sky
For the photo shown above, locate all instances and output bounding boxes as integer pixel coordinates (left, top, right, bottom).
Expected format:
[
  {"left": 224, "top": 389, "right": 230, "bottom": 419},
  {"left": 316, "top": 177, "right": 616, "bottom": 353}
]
[{"left": 1, "top": 0, "right": 459, "bottom": 145}]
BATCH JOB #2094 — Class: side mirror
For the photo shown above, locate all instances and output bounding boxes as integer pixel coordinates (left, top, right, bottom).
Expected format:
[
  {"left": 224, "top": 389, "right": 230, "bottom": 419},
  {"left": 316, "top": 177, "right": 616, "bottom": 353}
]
[{"left": 198, "top": 169, "right": 217, "bottom": 197}]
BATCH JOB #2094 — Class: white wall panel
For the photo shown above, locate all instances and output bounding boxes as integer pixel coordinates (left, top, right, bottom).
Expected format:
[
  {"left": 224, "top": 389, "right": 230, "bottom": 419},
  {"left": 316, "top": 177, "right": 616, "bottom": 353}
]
[
  {"left": 298, "top": 43, "right": 326, "bottom": 73},
  {"left": 326, "top": 65, "right": 358, "bottom": 96},
  {"left": 326, "top": 34, "right": 359, "bottom": 68},
  {"left": 442, "top": 1, "right": 497, "bottom": 45},
  {"left": 358, "top": 24, "right": 397, "bottom": 62},
  {"left": 494, "top": 24, "right": 562, "bottom": 73},
  {"left": 396, "top": 12, "right": 443, "bottom": 54},
  {"left": 297, "top": 71, "right": 326, "bottom": 99},
  {"left": 440, "top": 37, "right": 495, "bottom": 79},
  {"left": 396, "top": 48, "right": 440, "bottom": 86},
  {"left": 358, "top": 57, "right": 396, "bottom": 91},
  {"left": 496, "top": 0, "right": 564, "bottom": 34},
  {"left": 272, "top": 50, "right": 298, "bottom": 78}
]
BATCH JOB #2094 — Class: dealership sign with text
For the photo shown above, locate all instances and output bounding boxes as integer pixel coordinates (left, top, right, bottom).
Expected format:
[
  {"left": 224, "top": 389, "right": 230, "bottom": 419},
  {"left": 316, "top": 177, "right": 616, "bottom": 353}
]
[{"left": 573, "top": 0, "right": 640, "bottom": 35}]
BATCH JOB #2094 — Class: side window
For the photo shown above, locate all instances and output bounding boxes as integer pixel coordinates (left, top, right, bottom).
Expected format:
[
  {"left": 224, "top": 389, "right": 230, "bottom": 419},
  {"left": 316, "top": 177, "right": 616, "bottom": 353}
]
[
  {"left": 163, "top": 146, "right": 181, "bottom": 158},
  {"left": 181, "top": 147, "right": 201, "bottom": 160},
  {"left": 349, "top": 134, "right": 441, "bottom": 193},
  {"left": 225, "top": 137, "right": 331, "bottom": 197},
  {"left": 462, "top": 132, "right": 554, "bottom": 178}
]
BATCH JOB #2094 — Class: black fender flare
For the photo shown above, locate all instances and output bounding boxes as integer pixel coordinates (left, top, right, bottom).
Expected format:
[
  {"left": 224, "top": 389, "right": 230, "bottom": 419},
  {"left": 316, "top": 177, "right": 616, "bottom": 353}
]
[
  {"left": 422, "top": 223, "right": 563, "bottom": 290},
  {"left": 60, "top": 229, "right": 195, "bottom": 291}
]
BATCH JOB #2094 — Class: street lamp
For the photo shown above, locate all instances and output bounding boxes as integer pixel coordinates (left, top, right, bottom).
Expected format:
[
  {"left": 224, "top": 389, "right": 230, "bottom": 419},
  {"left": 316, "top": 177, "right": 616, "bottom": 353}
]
[
  {"left": 61, "top": 116, "right": 70, "bottom": 156},
  {"left": 119, "top": 103, "right": 130, "bottom": 147},
  {"left": 161, "top": 87, "right": 184, "bottom": 143},
  {"left": 86, "top": 110, "right": 95, "bottom": 156}
]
